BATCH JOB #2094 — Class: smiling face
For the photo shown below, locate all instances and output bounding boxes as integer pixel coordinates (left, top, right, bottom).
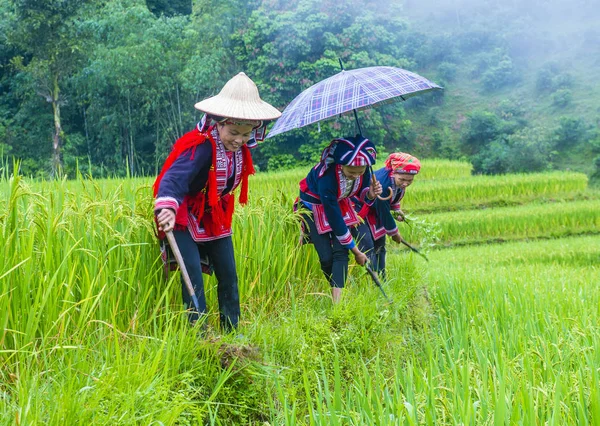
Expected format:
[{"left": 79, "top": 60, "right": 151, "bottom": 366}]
[
  {"left": 392, "top": 172, "right": 415, "bottom": 188},
  {"left": 341, "top": 165, "right": 367, "bottom": 180},
  {"left": 217, "top": 122, "right": 255, "bottom": 152}
]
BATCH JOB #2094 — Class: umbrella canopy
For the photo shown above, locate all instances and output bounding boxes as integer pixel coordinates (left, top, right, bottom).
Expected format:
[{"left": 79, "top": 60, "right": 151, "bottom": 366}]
[{"left": 267, "top": 66, "right": 442, "bottom": 138}]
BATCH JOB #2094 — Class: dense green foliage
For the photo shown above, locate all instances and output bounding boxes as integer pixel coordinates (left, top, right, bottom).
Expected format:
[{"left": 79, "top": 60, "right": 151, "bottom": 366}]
[{"left": 1, "top": 0, "right": 598, "bottom": 177}]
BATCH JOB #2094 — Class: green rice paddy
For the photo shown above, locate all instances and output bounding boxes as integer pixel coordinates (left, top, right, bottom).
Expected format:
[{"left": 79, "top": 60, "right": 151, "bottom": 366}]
[{"left": 0, "top": 161, "right": 598, "bottom": 424}]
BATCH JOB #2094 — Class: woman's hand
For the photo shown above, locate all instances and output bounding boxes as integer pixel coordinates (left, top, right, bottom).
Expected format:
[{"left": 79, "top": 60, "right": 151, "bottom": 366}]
[
  {"left": 351, "top": 247, "right": 368, "bottom": 266},
  {"left": 368, "top": 179, "right": 383, "bottom": 200},
  {"left": 391, "top": 233, "right": 402, "bottom": 244},
  {"left": 157, "top": 209, "right": 176, "bottom": 232},
  {"left": 396, "top": 209, "right": 406, "bottom": 221}
]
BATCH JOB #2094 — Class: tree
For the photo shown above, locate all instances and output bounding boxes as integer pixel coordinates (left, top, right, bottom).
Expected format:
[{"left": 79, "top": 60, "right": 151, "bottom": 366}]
[
  {"left": 146, "top": 0, "right": 191, "bottom": 17},
  {"left": 461, "top": 110, "right": 502, "bottom": 155},
  {"left": 9, "top": 0, "right": 94, "bottom": 176},
  {"left": 553, "top": 117, "right": 590, "bottom": 150},
  {"left": 74, "top": 0, "right": 224, "bottom": 175},
  {"left": 232, "top": 0, "right": 414, "bottom": 169}
]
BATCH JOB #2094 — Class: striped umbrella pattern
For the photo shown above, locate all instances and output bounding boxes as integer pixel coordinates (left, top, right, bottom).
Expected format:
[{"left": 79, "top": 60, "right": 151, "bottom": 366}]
[{"left": 267, "top": 66, "right": 442, "bottom": 138}]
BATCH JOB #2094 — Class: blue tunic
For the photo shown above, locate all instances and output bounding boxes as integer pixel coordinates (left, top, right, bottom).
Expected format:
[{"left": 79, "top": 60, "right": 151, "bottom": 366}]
[
  {"left": 300, "top": 164, "right": 375, "bottom": 249},
  {"left": 353, "top": 167, "right": 404, "bottom": 240}
]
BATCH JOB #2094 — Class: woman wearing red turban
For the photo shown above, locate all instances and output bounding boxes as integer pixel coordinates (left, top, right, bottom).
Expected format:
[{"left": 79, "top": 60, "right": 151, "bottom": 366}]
[{"left": 352, "top": 152, "right": 421, "bottom": 279}]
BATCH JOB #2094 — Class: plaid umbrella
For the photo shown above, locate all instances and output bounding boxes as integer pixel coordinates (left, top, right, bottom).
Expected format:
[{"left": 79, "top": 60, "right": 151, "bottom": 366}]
[{"left": 267, "top": 66, "right": 442, "bottom": 138}]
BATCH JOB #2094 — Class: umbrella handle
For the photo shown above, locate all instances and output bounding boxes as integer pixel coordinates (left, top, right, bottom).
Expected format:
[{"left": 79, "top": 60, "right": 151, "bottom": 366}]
[
  {"left": 369, "top": 166, "right": 392, "bottom": 200},
  {"left": 165, "top": 230, "right": 202, "bottom": 312},
  {"left": 379, "top": 187, "right": 393, "bottom": 201}
]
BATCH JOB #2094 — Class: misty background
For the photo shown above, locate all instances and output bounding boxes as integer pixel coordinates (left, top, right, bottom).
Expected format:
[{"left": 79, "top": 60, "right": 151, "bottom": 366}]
[{"left": 0, "top": 0, "right": 599, "bottom": 178}]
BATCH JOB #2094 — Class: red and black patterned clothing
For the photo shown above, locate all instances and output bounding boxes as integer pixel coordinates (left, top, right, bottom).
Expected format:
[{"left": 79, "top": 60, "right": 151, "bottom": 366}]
[
  {"left": 299, "top": 164, "right": 375, "bottom": 249},
  {"left": 351, "top": 167, "right": 406, "bottom": 279},
  {"left": 152, "top": 124, "right": 254, "bottom": 329},
  {"left": 154, "top": 124, "right": 253, "bottom": 242},
  {"left": 353, "top": 167, "right": 404, "bottom": 240}
]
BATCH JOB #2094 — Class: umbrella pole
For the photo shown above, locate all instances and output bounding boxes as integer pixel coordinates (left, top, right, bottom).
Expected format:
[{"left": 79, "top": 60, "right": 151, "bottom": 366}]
[
  {"left": 353, "top": 109, "right": 363, "bottom": 137},
  {"left": 338, "top": 58, "right": 365, "bottom": 137},
  {"left": 338, "top": 58, "right": 390, "bottom": 201}
]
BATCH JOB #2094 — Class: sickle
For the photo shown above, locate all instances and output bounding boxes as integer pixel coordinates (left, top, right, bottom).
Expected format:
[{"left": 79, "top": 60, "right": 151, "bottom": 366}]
[
  {"left": 365, "top": 263, "right": 393, "bottom": 303},
  {"left": 400, "top": 237, "right": 429, "bottom": 262}
]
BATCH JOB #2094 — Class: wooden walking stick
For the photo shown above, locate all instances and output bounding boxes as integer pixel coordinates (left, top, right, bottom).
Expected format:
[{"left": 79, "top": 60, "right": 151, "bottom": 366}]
[{"left": 165, "top": 230, "right": 202, "bottom": 312}]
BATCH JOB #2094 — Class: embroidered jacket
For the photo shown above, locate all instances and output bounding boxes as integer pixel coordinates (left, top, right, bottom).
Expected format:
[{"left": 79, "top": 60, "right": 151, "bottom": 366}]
[
  {"left": 354, "top": 167, "right": 404, "bottom": 240},
  {"left": 153, "top": 123, "right": 254, "bottom": 242},
  {"left": 299, "top": 164, "right": 375, "bottom": 249}
]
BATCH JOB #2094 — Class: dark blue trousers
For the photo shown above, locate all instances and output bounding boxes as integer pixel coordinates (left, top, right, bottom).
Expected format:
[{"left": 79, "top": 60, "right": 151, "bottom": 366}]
[
  {"left": 352, "top": 222, "right": 387, "bottom": 279},
  {"left": 303, "top": 213, "right": 349, "bottom": 288},
  {"left": 172, "top": 230, "right": 240, "bottom": 331}
]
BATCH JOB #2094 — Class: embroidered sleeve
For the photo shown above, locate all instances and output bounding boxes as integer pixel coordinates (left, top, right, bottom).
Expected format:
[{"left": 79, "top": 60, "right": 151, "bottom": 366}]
[
  {"left": 390, "top": 188, "right": 405, "bottom": 212},
  {"left": 154, "top": 143, "right": 212, "bottom": 212},
  {"left": 319, "top": 169, "right": 356, "bottom": 249},
  {"left": 357, "top": 170, "right": 376, "bottom": 206}
]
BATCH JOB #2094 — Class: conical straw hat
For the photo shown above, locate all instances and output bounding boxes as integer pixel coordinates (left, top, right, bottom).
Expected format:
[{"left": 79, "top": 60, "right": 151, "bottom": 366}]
[{"left": 194, "top": 72, "right": 282, "bottom": 121}]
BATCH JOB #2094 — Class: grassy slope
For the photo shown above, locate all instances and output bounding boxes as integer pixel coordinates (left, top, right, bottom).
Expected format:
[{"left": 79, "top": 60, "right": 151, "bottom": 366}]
[
  {"left": 418, "top": 235, "right": 600, "bottom": 424},
  {"left": 399, "top": 1, "right": 600, "bottom": 174}
]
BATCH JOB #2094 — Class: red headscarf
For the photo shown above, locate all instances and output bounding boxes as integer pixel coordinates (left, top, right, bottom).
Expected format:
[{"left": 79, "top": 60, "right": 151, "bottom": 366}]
[{"left": 384, "top": 152, "right": 421, "bottom": 174}]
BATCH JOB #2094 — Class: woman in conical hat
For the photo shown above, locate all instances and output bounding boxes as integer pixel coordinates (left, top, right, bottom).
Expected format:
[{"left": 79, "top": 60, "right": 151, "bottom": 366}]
[
  {"left": 296, "top": 135, "right": 383, "bottom": 304},
  {"left": 153, "top": 72, "right": 281, "bottom": 331},
  {"left": 351, "top": 152, "right": 421, "bottom": 279}
]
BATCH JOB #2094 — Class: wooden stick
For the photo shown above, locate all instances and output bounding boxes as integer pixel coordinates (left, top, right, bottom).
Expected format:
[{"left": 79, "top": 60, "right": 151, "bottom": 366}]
[{"left": 165, "top": 230, "right": 202, "bottom": 312}]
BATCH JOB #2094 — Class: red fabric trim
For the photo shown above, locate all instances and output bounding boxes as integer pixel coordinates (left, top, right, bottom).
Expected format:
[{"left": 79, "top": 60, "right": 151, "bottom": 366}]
[
  {"left": 299, "top": 178, "right": 309, "bottom": 193},
  {"left": 239, "top": 145, "right": 255, "bottom": 205},
  {"left": 312, "top": 199, "right": 360, "bottom": 235},
  {"left": 206, "top": 131, "right": 220, "bottom": 210},
  {"left": 154, "top": 126, "right": 254, "bottom": 241},
  {"left": 153, "top": 129, "right": 208, "bottom": 197},
  {"left": 358, "top": 203, "right": 370, "bottom": 219}
]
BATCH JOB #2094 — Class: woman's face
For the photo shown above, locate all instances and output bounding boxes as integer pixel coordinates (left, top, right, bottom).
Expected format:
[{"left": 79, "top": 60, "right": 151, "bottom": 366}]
[
  {"left": 217, "top": 122, "right": 255, "bottom": 152},
  {"left": 341, "top": 165, "right": 367, "bottom": 179},
  {"left": 392, "top": 172, "right": 415, "bottom": 188}
]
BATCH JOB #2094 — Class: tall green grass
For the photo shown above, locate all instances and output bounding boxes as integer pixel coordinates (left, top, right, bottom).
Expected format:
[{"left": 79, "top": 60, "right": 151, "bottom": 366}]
[
  {"left": 249, "top": 159, "right": 475, "bottom": 200},
  {"left": 269, "top": 235, "right": 600, "bottom": 424},
  {"left": 402, "top": 199, "right": 600, "bottom": 246},
  {"left": 403, "top": 172, "right": 589, "bottom": 212},
  {"left": 0, "top": 171, "right": 425, "bottom": 424},
  {"left": 1, "top": 167, "right": 598, "bottom": 424},
  {"left": 416, "top": 158, "right": 472, "bottom": 180}
]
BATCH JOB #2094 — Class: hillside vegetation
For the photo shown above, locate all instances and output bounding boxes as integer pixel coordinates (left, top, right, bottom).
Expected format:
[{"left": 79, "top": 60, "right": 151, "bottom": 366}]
[{"left": 1, "top": 0, "right": 599, "bottom": 178}]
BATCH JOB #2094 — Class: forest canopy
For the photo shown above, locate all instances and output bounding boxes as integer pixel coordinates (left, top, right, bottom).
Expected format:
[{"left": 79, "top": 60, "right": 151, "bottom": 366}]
[{"left": 1, "top": 0, "right": 598, "bottom": 177}]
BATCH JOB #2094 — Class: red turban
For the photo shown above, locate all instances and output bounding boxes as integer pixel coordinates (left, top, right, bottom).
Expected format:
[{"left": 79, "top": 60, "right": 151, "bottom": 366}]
[{"left": 384, "top": 152, "right": 421, "bottom": 174}]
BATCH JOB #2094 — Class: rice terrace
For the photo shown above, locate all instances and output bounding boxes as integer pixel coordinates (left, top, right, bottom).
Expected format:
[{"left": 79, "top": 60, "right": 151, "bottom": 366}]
[
  {"left": 1, "top": 158, "right": 598, "bottom": 424},
  {"left": 1, "top": 0, "right": 600, "bottom": 424}
]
